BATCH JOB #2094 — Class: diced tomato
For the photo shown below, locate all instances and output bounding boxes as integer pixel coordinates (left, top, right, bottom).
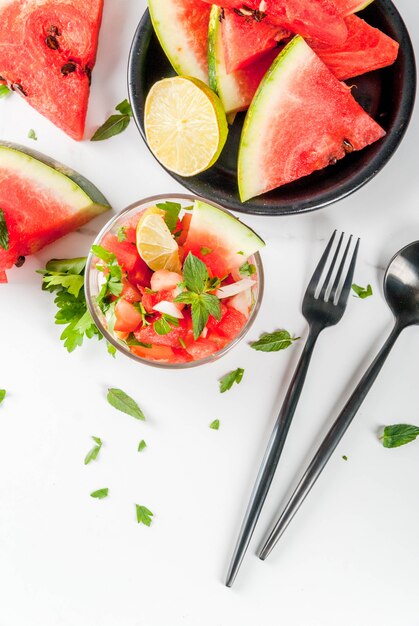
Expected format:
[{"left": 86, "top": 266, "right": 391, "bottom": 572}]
[
  {"left": 206, "top": 303, "right": 228, "bottom": 332},
  {"left": 121, "top": 280, "right": 142, "bottom": 303},
  {"left": 177, "top": 213, "right": 192, "bottom": 246},
  {"left": 130, "top": 344, "right": 174, "bottom": 362},
  {"left": 114, "top": 298, "right": 143, "bottom": 332},
  {"left": 128, "top": 256, "right": 152, "bottom": 288},
  {"left": 185, "top": 338, "right": 218, "bottom": 360},
  {"left": 101, "top": 233, "right": 138, "bottom": 272},
  {"left": 216, "top": 308, "right": 247, "bottom": 339}
]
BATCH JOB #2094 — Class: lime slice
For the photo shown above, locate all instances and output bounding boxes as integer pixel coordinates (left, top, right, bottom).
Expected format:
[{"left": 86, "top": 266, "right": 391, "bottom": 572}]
[
  {"left": 136, "top": 211, "right": 181, "bottom": 273},
  {"left": 144, "top": 76, "right": 228, "bottom": 177}
]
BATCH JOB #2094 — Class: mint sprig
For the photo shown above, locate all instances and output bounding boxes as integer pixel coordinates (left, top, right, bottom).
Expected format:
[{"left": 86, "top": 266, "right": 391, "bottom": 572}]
[
  {"left": 380, "top": 424, "right": 419, "bottom": 448},
  {"left": 107, "top": 388, "right": 145, "bottom": 420},
  {"left": 250, "top": 330, "right": 300, "bottom": 352},
  {"left": 91, "top": 99, "right": 133, "bottom": 141}
]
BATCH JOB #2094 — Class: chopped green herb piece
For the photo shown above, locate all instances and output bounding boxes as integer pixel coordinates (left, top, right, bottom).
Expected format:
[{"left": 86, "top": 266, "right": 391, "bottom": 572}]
[
  {"left": 182, "top": 252, "right": 209, "bottom": 294},
  {"left": 91, "top": 99, "right": 133, "bottom": 141},
  {"left": 0, "top": 208, "right": 9, "bottom": 251},
  {"left": 342, "top": 455, "right": 348, "bottom": 461},
  {"left": 210, "top": 419, "right": 220, "bottom": 430},
  {"left": 107, "top": 388, "right": 145, "bottom": 420},
  {"left": 153, "top": 313, "right": 179, "bottom": 336},
  {"left": 117, "top": 226, "right": 127, "bottom": 242},
  {"left": 138, "top": 439, "right": 147, "bottom": 453},
  {"left": 92, "top": 245, "right": 123, "bottom": 314},
  {"left": 219, "top": 368, "right": 245, "bottom": 393},
  {"left": 200, "top": 247, "right": 212, "bottom": 256},
  {"left": 380, "top": 424, "right": 419, "bottom": 448},
  {"left": 239, "top": 261, "right": 256, "bottom": 277},
  {"left": 125, "top": 333, "right": 152, "bottom": 348},
  {"left": 237, "top": 251, "right": 244, "bottom": 255},
  {"left": 133, "top": 302, "right": 151, "bottom": 326},
  {"left": 115, "top": 99, "right": 133, "bottom": 117},
  {"left": 183, "top": 205, "right": 193, "bottom": 211},
  {"left": 352, "top": 283, "right": 373, "bottom": 299},
  {"left": 0, "top": 389, "right": 6, "bottom": 404},
  {"left": 84, "top": 436, "right": 103, "bottom": 465},
  {"left": 0, "top": 84, "right": 10, "bottom": 98},
  {"left": 136, "top": 504, "right": 153, "bottom": 526},
  {"left": 27, "top": 128, "right": 37, "bottom": 140},
  {"left": 156, "top": 201, "right": 181, "bottom": 233},
  {"left": 90, "top": 488, "right": 109, "bottom": 499},
  {"left": 179, "top": 337, "right": 186, "bottom": 349},
  {"left": 250, "top": 330, "right": 300, "bottom": 352},
  {"left": 107, "top": 341, "right": 117, "bottom": 357}
]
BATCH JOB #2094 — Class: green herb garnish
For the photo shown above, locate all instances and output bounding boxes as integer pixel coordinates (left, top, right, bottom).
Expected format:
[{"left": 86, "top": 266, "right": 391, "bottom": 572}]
[
  {"left": 28, "top": 128, "right": 37, "bottom": 140},
  {"left": 92, "top": 245, "right": 124, "bottom": 314},
  {"left": 239, "top": 261, "right": 256, "bottom": 277},
  {"left": 342, "top": 455, "right": 348, "bottom": 461},
  {"left": 107, "top": 388, "right": 145, "bottom": 420},
  {"left": 200, "top": 247, "right": 212, "bottom": 256},
  {"left": 138, "top": 439, "right": 147, "bottom": 453},
  {"left": 352, "top": 283, "right": 373, "bottom": 299},
  {"left": 136, "top": 504, "right": 153, "bottom": 526},
  {"left": 156, "top": 201, "right": 181, "bottom": 233},
  {"left": 380, "top": 424, "right": 419, "bottom": 448},
  {"left": 153, "top": 313, "right": 179, "bottom": 336},
  {"left": 117, "top": 226, "right": 127, "bottom": 242},
  {"left": 91, "top": 99, "right": 133, "bottom": 141},
  {"left": 210, "top": 419, "right": 220, "bottom": 430},
  {"left": 133, "top": 302, "right": 151, "bottom": 326},
  {"left": 0, "top": 389, "right": 6, "bottom": 405},
  {"left": 219, "top": 368, "right": 244, "bottom": 393},
  {"left": 179, "top": 337, "right": 186, "bottom": 349},
  {"left": 84, "top": 436, "right": 103, "bottom": 465},
  {"left": 174, "top": 253, "right": 221, "bottom": 339},
  {"left": 0, "top": 85, "right": 10, "bottom": 98},
  {"left": 250, "top": 330, "right": 300, "bottom": 352},
  {"left": 0, "top": 208, "right": 9, "bottom": 251},
  {"left": 90, "top": 488, "right": 109, "bottom": 499}
]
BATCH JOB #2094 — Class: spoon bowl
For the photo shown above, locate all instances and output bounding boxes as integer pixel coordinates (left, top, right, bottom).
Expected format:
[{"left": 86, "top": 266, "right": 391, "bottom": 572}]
[{"left": 384, "top": 241, "right": 419, "bottom": 326}]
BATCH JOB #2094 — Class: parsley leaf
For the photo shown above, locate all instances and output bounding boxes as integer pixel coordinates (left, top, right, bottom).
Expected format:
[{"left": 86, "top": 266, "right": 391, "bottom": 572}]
[
  {"left": 210, "top": 419, "right": 220, "bottom": 430},
  {"left": 84, "top": 436, "right": 103, "bottom": 465},
  {"left": 0, "top": 208, "right": 9, "bottom": 251},
  {"left": 156, "top": 201, "right": 181, "bottom": 233},
  {"left": 91, "top": 99, "right": 133, "bottom": 141},
  {"left": 352, "top": 283, "right": 373, "bottom": 299},
  {"left": 250, "top": 330, "right": 300, "bottom": 352},
  {"left": 0, "top": 84, "right": 10, "bottom": 98},
  {"left": 219, "top": 368, "right": 244, "bottom": 393},
  {"left": 136, "top": 504, "right": 153, "bottom": 526},
  {"left": 0, "top": 389, "right": 6, "bottom": 404},
  {"left": 92, "top": 245, "right": 123, "bottom": 312},
  {"left": 380, "top": 424, "right": 419, "bottom": 448},
  {"left": 107, "top": 341, "right": 117, "bottom": 357},
  {"left": 115, "top": 99, "right": 133, "bottom": 116},
  {"left": 28, "top": 128, "right": 37, "bottom": 140},
  {"left": 90, "top": 488, "right": 109, "bottom": 499},
  {"left": 239, "top": 261, "right": 256, "bottom": 277},
  {"left": 138, "top": 439, "right": 147, "bottom": 452},
  {"left": 107, "top": 388, "right": 145, "bottom": 420}
]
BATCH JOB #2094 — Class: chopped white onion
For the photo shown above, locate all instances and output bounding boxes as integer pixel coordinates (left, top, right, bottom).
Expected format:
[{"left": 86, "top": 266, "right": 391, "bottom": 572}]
[
  {"left": 201, "top": 326, "right": 208, "bottom": 339},
  {"left": 216, "top": 278, "right": 256, "bottom": 299},
  {"left": 153, "top": 300, "right": 184, "bottom": 319}
]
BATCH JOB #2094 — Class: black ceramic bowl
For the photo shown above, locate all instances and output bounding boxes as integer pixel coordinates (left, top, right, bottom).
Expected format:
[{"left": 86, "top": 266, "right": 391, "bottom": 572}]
[{"left": 128, "top": 1, "right": 416, "bottom": 216}]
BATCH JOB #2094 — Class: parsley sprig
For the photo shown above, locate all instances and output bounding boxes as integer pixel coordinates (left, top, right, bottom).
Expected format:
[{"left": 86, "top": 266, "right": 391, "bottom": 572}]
[{"left": 174, "top": 253, "right": 222, "bottom": 339}]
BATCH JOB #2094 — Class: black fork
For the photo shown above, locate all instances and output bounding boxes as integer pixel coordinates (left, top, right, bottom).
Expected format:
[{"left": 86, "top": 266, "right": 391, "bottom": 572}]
[{"left": 225, "top": 230, "right": 360, "bottom": 587}]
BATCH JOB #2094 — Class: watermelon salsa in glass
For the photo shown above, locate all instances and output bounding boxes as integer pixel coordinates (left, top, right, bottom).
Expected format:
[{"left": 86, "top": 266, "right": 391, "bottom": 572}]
[{"left": 85, "top": 195, "right": 265, "bottom": 367}]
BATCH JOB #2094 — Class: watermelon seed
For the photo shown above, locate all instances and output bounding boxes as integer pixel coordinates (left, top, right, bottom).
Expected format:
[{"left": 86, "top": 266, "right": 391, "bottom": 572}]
[
  {"left": 343, "top": 139, "right": 354, "bottom": 154},
  {"left": 14, "top": 256, "right": 25, "bottom": 268},
  {"left": 11, "top": 83, "right": 27, "bottom": 97},
  {"left": 61, "top": 62, "right": 77, "bottom": 76},
  {"left": 0, "top": 76, "right": 5, "bottom": 82},
  {"left": 218, "top": 8, "right": 225, "bottom": 22},
  {"left": 329, "top": 157, "right": 338, "bottom": 166},
  {"left": 85, "top": 66, "right": 92, "bottom": 85},
  {"left": 45, "top": 35, "right": 59, "bottom": 50},
  {"left": 47, "top": 25, "right": 61, "bottom": 37}
]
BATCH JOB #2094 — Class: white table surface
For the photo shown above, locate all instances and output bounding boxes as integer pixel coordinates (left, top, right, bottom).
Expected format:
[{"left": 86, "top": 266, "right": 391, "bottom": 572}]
[{"left": 1, "top": 1, "right": 419, "bottom": 624}]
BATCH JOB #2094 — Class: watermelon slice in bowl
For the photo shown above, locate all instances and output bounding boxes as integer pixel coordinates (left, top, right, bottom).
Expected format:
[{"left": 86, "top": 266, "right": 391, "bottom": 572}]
[{"left": 128, "top": 0, "right": 415, "bottom": 216}]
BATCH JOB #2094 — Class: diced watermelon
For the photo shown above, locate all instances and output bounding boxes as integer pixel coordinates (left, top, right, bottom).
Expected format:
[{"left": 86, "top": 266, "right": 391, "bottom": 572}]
[
  {"left": 135, "top": 317, "right": 193, "bottom": 347},
  {"left": 238, "top": 36, "right": 386, "bottom": 201},
  {"left": 101, "top": 234, "right": 139, "bottom": 272},
  {"left": 311, "top": 15, "right": 399, "bottom": 81},
  {"left": 216, "top": 308, "right": 247, "bottom": 339},
  {"left": 130, "top": 344, "right": 175, "bottom": 361},
  {"left": 0, "top": 0, "right": 104, "bottom": 140},
  {"left": 121, "top": 280, "right": 143, "bottom": 303},
  {"left": 333, "top": 0, "right": 375, "bottom": 16},
  {"left": 185, "top": 337, "right": 219, "bottom": 359},
  {"left": 114, "top": 299, "right": 143, "bottom": 333}
]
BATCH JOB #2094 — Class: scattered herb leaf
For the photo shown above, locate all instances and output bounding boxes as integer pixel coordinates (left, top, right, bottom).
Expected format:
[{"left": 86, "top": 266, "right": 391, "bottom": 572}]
[
  {"left": 250, "top": 330, "right": 300, "bottom": 352},
  {"left": 342, "top": 455, "right": 348, "bottom": 461},
  {"left": 156, "top": 201, "right": 181, "bottom": 233},
  {"left": 28, "top": 128, "right": 37, "bottom": 140},
  {"left": 0, "top": 208, "right": 9, "bottom": 251},
  {"left": 84, "top": 436, "right": 103, "bottom": 465},
  {"left": 115, "top": 99, "right": 133, "bottom": 116},
  {"left": 380, "top": 424, "right": 419, "bottom": 448},
  {"left": 179, "top": 337, "right": 186, "bottom": 349},
  {"left": 210, "top": 419, "right": 220, "bottom": 430},
  {"left": 91, "top": 99, "right": 133, "bottom": 141},
  {"left": 107, "top": 388, "right": 145, "bottom": 420},
  {"left": 153, "top": 313, "right": 179, "bottom": 336},
  {"left": 138, "top": 439, "right": 147, "bottom": 453},
  {"left": 0, "top": 389, "right": 6, "bottom": 404},
  {"left": 219, "top": 368, "right": 245, "bottom": 393},
  {"left": 352, "top": 283, "right": 373, "bottom": 299},
  {"left": 239, "top": 261, "right": 256, "bottom": 277},
  {"left": 136, "top": 504, "right": 153, "bottom": 526},
  {"left": 90, "top": 488, "right": 109, "bottom": 499},
  {"left": 107, "top": 341, "right": 117, "bottom": 357}
]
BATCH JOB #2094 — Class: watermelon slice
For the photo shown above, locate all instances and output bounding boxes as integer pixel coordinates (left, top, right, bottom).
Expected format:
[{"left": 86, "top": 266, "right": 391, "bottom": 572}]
[
  {"left": 334, "top": 0, "right": 375, "bottom": 16},
  {"left": 209, "top": 6, "right": 280, "bottom": 114},
  {"left": 183, "top": 199, "right": 265, "bottom": 277},
  {"left": 221, "top": 8, "right": 289, "bottom": 73},
  {"left": 0, "top": 143, "right": 110, "bottom": 278},
  {"left": 148, "top": 0, "right": 211, "bottom": 84},
  {"left": 238, "top": 36, "right": 385, "bottom": 201},
  {"left": 0, "top": 0, "right": 104, "bottom": 140},
  {"left": 311, "top": 14, "right": 399, "bottom": 81}
]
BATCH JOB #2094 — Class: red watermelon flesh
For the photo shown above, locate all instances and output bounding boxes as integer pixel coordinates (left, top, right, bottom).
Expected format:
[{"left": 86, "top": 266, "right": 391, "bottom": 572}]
[
  {"left": 333, "top": 0, "right": 374, "bottom": 16},
  {"left": 221, "top": 8, "right": 289, "bottom": 73},
  {"left": 310, "top": 15, "right": 399, "bottom": 81},
  {"left": 0, "top": 0, "right": 104, "bottom": 140},
  {"left": 238, "top": 36, "right": 386, "bottom": 201}
]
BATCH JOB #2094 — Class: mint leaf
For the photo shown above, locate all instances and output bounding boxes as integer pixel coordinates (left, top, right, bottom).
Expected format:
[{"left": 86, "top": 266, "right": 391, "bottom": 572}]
[
  {"left": 91, "top": 113, "right": 130, "bottom": 141},
  {"left": 28, "top": 128, "right": 37, "bottom": 140},
  {"left": 136, "top": 504, "right": 153, "bottom": 526},
  {"left": 117, "top": 226, "right": 127, "bottom": 242},
  {"left": 380, "top": 424, "right": 419, "bottom": 448},
  {"left": 219, "top": 368, "right": 244, "bottom": 393},
  {"left": 115, "top": 99, "right": 133, "bottom": 117},
  {"left": 191, "top": 297, "right": 210, "bottom": 339},
  {"left": 84, "top": 436, "right": 103, "bottom": 465},
  {"left": 239, "top": 261, "right": 256, "bottom": 277},
  {"left": 210, "top": 419, "right": 220, "bottom": 430},
  {"left": 138, "top": 439, "right": 147, "bottom": 452},
  {"left": 156, "top": 201, "right": 181, "bottom": 233},
  {"left": 0, "top": 389, "right": 6, "bottom": 404},
  {"left": 200, "top": 293, "right": 221, "bottom": 320},
  {"left": 107, "top": 388, "right": 145, "bottom": 420},
  {"left": 154, "top": 316, "right": 172, "bottom": 335},
  {"left": 0, "top": 208, "right": 9, "bottom": 251},
  {"left": 90, "top": 488, "right": 109, "bottom": 499},
  {"left": 250, "top": 330, "right": 300, "bottom": 352},
  {"left": 183, "top": 253, "right": 208, "bottom": 293},
  {"left": 0, "top": 84, "right": 10, "bottom": 99},
  {"left": 352, "top": 283, "right": 373, "bottom": 299}
]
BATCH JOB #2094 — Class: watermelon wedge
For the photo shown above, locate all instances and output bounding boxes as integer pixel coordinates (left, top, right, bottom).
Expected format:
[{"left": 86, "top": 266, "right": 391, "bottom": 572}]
[
  {"left": 311, "top": 14, "right": 399, "bottom": 80},
  {"left": 238, "top": 36, "right": 385, "bottom": 201},
  {"left": 0, "top": 143, "right": 110, "bottom": 279},
  {"left": 209, "top": 6, "right": 279, "bottom": 114},
  {"left": 221, "top": 8, "right": 289, "bottom": 73},
  {"left": 183, "top": 199, "right": 265, "bottom": 277},
  {"left": 0, "top": 0, "right": 104, "bottom": 140},
  {"left": 148, "top": 0, "right": 211, "bottom": 83},
  {"left": 333, "top": 0, "right": 375, "bottom": 16}
]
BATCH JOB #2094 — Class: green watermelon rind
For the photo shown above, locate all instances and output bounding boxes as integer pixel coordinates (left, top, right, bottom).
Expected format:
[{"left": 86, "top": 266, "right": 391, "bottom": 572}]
[
  {"left": 0, "top": 141, "right": 111, "bottom": 210},
  {"left": 208, "top": 5, "right": 220, "bottom": 96},
  {"left": 344, "top": 0, "right": 375, "bottom": 16}
]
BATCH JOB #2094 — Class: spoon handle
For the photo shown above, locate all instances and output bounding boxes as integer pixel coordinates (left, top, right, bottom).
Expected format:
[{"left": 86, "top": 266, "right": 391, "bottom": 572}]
[{"left": 258, "top": 322, "right": 403, "bottom": 560}]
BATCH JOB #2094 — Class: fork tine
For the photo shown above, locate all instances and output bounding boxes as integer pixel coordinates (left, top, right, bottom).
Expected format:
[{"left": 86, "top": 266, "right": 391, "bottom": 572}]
[
  {"left": 318, "top": 232, "right": 344, "bottom": 301},
  {"left": 306, "top": 230, "right": 337, "bottom": 297},
  {"left": 329, "top": 236, "right": 359, "bottom": 304}
]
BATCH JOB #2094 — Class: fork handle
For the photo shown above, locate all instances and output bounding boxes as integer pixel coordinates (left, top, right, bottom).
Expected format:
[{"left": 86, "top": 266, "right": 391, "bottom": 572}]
[
  {"left": 258, "top": 321, "right": 404, "bottom": 561},
  {"left": 225, "top": 323, "right": 322, "bottom": 587}
]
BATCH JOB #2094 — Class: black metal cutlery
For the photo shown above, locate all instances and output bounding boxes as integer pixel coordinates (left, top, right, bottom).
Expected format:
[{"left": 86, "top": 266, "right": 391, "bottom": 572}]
[
  {"left": 226, "top": 231, "right": 359, "bottom": 587},
  {"left": 259, "top": 240, "right": 419, "bottom": 561}
]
